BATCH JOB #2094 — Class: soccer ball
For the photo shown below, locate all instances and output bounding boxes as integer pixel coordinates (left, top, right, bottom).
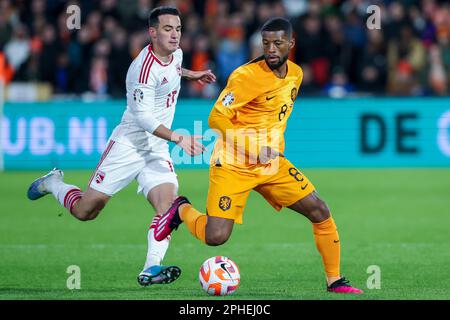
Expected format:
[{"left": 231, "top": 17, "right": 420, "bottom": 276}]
[{"left": 199, "top": 256, "right": 240, "bottom": 296}]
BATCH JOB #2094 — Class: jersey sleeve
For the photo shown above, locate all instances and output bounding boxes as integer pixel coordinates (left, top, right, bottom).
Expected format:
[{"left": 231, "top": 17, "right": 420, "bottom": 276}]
[
  {"left": 212, "top": 67, "right": 260, "bottom": 119},
  {"left": 297, "top": 66, "right": 303, "bottom": 89},
  {"left": 129, "top": 76, "right": 162, "bottom": 134}
]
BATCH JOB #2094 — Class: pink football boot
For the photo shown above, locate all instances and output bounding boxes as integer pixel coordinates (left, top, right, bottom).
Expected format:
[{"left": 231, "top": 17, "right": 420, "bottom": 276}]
[
  {"left": 154, "top": 196, "right": 190, "bottom": 241},
  {"left": 327, "top": 277, "right": 363, "bottom": 294}
]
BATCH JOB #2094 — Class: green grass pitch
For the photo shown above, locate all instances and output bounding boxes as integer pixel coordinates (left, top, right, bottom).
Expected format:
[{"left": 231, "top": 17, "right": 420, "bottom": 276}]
[{"left": 0, "top": 169, "right": 449, "bottom": 300}]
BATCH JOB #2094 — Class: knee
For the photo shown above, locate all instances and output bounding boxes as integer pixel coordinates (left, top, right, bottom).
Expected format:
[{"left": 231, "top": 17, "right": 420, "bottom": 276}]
[
  {"left": 74, "top": 210, "right": 97, "bottom": 221},
  {"left": 205, "top": 231, "right": 229, "bottom": 246},
  {"left": 309, "top": 201, "right": 331, "bottom": 223},
  {"left": 76, "top": 214, "right": 94, "bottom": 222},
  {"left": 78, "top": 212, "right": 99, "bottom": 221}
]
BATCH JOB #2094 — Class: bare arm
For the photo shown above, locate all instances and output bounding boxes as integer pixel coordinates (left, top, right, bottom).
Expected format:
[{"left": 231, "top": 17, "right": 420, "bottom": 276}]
[
  {"left": 152, "top": 124, "right": 205, "bottom": 156},
  {"left": 152, "top": 124, "right": 181, "bottom": 143},
  {"left": 182, "top": 68, "right": 216, "bottom": 84}
]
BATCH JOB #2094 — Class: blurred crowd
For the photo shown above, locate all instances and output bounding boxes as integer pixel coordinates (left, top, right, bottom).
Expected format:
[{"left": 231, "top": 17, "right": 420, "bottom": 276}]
[{"left": 1, "top": 0, "right": 450, "bottom": 99}]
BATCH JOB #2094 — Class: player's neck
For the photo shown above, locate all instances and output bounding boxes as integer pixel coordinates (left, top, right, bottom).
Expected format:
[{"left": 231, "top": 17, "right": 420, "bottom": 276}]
[
  {"left": 272, "top": 63, "right": 288, "bottom": 79},
  {"left": 151, "top": 45, "right": 173, "bottom": 64}
]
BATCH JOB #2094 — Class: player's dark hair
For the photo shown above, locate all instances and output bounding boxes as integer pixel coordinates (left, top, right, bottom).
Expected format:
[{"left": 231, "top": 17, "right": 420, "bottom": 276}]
[
  {"left": 261, "top": 17, "right": 293, "bottom": 38},
  {"left": 148, "top": 6, "right": 180, "bottom": 28}
]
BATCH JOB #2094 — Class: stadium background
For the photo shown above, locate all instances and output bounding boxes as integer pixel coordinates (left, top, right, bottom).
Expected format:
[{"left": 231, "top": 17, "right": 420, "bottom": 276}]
[{"left": 0, "top": 0, "right": 449, "bottom": 300}]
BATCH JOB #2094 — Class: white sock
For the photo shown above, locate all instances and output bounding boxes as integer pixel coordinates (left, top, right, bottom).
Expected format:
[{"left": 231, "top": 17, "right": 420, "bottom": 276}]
[
  {"left": 51, "top": 183, "right": 82, "bottom": 214},
  {"left": 143, "top": 215, "right": 170, "bottom": 270},
  {"left": 45, "top": 175, "right": 63, "bottom": 194}
]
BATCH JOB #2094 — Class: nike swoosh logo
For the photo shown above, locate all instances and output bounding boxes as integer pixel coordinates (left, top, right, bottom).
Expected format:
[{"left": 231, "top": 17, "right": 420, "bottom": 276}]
[
  {"left": 220, "top": 263, "right": 233, "bottom": 279},
  {"left": 266, "top": 96, "right": 275, "bottom": 100},
  {"left": 301, "top": 183, "right": 309, "bottom": 190},
  {"left": 334, "top": 240, "right": 340, "bottom": 243}
]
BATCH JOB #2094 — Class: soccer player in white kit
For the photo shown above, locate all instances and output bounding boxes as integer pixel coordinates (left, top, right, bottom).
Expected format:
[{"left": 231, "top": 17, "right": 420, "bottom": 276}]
[{"left": 27, "top": 7, "right": 216, "bottom": 286}]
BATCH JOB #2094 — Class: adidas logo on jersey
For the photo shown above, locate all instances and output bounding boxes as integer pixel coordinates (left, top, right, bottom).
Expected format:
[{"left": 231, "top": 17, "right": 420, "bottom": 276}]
[{"left": 161, "top": 77, "right": 168, "bottom": 85}]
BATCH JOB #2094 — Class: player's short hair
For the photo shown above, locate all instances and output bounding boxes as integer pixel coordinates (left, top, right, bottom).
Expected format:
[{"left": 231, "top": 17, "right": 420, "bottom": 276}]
[
  {"left": 261, "top": 17, "right": 293, "bottom": 38},
  {"left": 148, "top": 6, "right": 180, "bottom": 28}
]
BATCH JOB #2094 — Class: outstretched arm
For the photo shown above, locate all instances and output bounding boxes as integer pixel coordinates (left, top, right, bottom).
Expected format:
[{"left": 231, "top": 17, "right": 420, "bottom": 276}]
[
  {"left": 131, "top": 82, "right": 205, "bottom": 156},
  {"left": 182, "top": 68, "right": 216, "bottom": 85},
  {"left": 152, "top": 125, "right": 205, "bottom": 156}
]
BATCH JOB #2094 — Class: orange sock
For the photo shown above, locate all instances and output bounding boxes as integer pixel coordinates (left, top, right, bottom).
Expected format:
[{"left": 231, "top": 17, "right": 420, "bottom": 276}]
[
  {"left": 180, "top": 204, "right": 207, "bottom": 243},
  {"left": 312, "top": 217, "right": 340, "bottom": 278}
]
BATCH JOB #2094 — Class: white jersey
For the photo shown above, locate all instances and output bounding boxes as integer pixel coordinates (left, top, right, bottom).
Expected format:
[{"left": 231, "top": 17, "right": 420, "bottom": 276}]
[{"left": 110, "top": 44, "right": 183, "bottom": 151}]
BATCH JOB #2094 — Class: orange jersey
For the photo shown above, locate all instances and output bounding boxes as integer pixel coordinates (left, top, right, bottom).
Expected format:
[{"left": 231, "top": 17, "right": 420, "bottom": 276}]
[{"left": 210, "top": 57, "right": 303, "bottom": 171}]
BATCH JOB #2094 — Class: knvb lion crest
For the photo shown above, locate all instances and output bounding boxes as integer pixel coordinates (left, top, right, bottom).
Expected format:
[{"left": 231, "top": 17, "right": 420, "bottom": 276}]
[
  {"left": 291, "top": 87, "right": 297, "bottom": 102},
  {"left": 219, "top": 196, "right": 232, "bottom": 211}
]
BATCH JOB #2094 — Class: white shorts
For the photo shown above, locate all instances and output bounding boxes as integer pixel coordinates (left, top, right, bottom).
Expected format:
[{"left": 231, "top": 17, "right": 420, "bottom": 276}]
[{"left": 88, "top": 140, "right": 178, "bottom": 198}]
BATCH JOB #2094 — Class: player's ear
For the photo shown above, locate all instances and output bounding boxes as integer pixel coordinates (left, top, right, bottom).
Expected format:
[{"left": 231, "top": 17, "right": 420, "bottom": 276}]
[
  {"left": 289, "top": 37, "right": 295, "bottom": 50},
  {"left": 148, "top": 26, "right": 157, "bottom": 39}
]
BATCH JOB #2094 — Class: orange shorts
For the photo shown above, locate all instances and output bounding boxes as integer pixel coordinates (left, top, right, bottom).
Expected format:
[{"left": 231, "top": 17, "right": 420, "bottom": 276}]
[{"left": 206, "top": 156, "right": 315, "bottom": 224}]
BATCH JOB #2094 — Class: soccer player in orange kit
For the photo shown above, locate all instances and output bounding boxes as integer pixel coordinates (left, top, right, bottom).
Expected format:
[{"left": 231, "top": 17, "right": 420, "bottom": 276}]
[{"left": 155, "top": 17, "right": 362, "bottom": 294}]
